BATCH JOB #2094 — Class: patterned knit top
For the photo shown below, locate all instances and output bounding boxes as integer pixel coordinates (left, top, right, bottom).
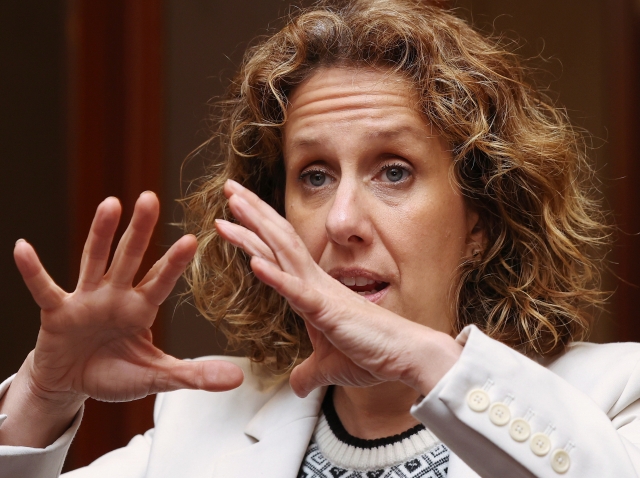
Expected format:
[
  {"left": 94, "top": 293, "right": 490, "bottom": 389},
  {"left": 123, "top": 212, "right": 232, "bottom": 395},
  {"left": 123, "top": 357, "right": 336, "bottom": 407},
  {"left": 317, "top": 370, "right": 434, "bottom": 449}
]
[{"left": 298, "top": 387, "right": 449, "bottom": 478}]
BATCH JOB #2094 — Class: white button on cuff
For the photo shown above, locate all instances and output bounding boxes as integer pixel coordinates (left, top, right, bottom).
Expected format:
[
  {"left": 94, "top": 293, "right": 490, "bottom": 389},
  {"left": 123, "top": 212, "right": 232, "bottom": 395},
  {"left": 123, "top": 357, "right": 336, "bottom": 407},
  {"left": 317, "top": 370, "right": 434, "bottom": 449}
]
[
  {"left": 509, "top": 418, "right": 531, "bottom": 442},
  {"left": 551, "top": 449, "right": 571, "bottom": 474},
  {"left": 489, "top": 402, "right": 511, "bottom": 426},
  {"left": 467, "top": 389, "right": 490, "bottom": 412},
  {"left": 530, "top": 432, "right": 551, "bottom": 456}
]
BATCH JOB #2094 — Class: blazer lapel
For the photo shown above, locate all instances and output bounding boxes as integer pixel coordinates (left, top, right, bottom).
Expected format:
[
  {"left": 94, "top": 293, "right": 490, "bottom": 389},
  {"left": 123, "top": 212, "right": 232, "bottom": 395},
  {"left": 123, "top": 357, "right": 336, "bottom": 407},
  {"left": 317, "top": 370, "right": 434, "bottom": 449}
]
[
  {"left": 211, "top": 381, "right": 479, "bottom": 478},
  {"left": 211, "top": 383, "right": 326, "bottom": 478}
]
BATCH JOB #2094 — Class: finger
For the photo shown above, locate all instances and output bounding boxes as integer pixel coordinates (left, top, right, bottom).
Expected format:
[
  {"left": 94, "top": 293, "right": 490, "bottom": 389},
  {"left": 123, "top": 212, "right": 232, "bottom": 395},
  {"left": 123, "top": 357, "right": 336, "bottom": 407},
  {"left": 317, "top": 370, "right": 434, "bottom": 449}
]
[
  {"left": 224, "top": 180, "right": 296, "bottom": 242},
  {"left": 14, "top": 240, "right": 66, "bottom": 310},
  {"left": 106, "top": 192, "right": 159, "bottom": 287},
  {"left": 215, "top": 219, "right": 277, "bottom": 264},
  {"left": 228, "top": 191, "right": 315, "bottom": 278},
  {"left": 289, "top": 353, "right": 329, "bottom": 398},
  {"left": 290, "top": 354, "right": 378, "bottom": 398},
  {"left": 305, "top": 320, "right": 321, "bottom": 345},
  {"left": 136, "top": 234, "right": 198, "bottom": 306},
  {"left": 151, "top": 356, "right": 244, "bottom": 393},
  {"left": 78, "top": 197, "right": 122, "bottom": 288},
  {"left": 250, "top": 256, "right": 331, "bottom": 320}
]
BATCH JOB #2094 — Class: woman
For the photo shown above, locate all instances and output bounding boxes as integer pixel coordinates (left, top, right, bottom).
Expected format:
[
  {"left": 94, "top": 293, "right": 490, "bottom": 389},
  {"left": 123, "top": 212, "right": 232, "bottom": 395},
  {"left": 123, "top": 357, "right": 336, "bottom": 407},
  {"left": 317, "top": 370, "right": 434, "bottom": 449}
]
[{"left": 1, "top": 1, "right": 638, "bottom": 477}]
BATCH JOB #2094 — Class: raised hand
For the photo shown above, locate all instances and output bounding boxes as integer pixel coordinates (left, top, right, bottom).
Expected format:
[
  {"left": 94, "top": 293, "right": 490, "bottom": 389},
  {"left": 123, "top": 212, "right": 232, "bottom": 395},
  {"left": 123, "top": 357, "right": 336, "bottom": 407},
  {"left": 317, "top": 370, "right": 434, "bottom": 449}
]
[
  {"left": 3, "top": 192, "right": 243, "bottom": 447},
  {"left": 217, "top": 180, "right": 461, "bottom": 399}
]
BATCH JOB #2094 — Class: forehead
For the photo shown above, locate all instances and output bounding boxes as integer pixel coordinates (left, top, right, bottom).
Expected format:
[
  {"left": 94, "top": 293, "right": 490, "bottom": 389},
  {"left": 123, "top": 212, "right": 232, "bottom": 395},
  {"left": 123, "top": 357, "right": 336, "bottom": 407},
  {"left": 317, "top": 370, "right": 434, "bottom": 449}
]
[{"left": 284, "top": 67, "right": 428, "bottom": 148}]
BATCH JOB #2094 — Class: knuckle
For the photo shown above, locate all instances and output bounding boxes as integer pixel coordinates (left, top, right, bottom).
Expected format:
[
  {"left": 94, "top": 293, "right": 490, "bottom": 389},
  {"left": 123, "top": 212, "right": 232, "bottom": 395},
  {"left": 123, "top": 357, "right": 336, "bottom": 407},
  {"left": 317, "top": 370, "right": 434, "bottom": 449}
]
[
  {"left": 123, "top": 242, "right": 147, "bottom": 258},
  {"left": 283, "top": 222, "right": 297, "bottom": 236}
]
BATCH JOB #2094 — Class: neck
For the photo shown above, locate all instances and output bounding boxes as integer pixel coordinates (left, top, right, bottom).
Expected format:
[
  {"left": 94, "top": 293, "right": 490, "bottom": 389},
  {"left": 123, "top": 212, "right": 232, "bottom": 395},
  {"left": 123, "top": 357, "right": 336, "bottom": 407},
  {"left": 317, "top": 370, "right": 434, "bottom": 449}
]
[{"left": 332, "top": 382, "right": 421, "bottom": 440}]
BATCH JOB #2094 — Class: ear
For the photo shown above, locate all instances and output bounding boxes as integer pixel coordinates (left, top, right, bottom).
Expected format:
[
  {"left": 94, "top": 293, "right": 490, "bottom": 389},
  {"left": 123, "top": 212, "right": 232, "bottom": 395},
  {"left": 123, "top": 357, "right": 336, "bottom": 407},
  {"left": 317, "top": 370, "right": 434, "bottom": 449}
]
[{"left": 464, "top": 209, "right": 486, "bottom": 259}]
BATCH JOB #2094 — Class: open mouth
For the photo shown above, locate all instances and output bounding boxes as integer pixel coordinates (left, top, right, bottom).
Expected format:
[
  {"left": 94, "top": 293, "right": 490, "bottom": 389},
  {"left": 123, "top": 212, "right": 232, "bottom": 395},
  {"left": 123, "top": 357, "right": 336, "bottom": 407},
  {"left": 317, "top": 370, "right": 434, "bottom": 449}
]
[{"left": 337, "top": 276, "right": 390, "bottom": 297}]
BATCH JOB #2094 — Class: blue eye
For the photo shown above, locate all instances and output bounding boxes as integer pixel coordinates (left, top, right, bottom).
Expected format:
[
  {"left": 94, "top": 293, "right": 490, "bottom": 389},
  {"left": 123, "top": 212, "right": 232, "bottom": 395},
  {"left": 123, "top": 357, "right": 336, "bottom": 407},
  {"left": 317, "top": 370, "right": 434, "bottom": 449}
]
[
  {"left": 385, "top": 167, "right": 404, "bottom": 182},
  {"left": 382, "top": 166, "right": 409, "bottom": 182},
  {"left": 310, "top": 172, "right": 326, "bottom": 186},
  {"left": 301, "top": 170, "right": 329, "bottom": 187}
]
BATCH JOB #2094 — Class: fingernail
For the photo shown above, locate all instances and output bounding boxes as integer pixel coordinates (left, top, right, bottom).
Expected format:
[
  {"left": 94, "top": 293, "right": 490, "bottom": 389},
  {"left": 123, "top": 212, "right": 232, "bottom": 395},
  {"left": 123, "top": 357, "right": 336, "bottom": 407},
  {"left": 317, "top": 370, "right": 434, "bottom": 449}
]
[
  {"left": 140, "top": 190, "right": 155, "bottom": 197},
  {"left": 226, "top": 179, "right": 243, "bottom": 192},
  {"left": 214, "top": 219, "right": 233, "bottom": 230},
  {"left": 228, "top": 194, "right": 250, "bottom": 213},
  {"left": 225, "top": 196, "right": 250, "bottom": 223},
  {"left": 102, "top": 196, "right": 119, "bottom": 204},
  {"left": 15, "top": 238, "right": 25, "bottom": 245}
]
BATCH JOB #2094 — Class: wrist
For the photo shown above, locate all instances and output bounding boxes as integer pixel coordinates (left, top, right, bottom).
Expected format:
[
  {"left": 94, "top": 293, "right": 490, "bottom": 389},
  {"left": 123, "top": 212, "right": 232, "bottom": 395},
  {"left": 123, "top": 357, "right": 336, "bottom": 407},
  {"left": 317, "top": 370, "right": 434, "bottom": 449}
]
[
  {"left": 401, "top": 327, "right": 462, "bottom": 397},
  {"left": 0, "top": 353, "right": 86, "bottom": 447},
  {"left": 22, "top": 351, "right": 87, "bottom": 415}
]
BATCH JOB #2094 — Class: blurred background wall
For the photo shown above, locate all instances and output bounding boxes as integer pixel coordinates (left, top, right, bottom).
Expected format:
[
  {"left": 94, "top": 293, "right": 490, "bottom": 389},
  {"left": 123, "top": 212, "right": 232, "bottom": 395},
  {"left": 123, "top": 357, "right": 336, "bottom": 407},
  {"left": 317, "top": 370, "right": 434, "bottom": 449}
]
[{"left": 1, "top": 0, "right": 638, "bottom": 471}]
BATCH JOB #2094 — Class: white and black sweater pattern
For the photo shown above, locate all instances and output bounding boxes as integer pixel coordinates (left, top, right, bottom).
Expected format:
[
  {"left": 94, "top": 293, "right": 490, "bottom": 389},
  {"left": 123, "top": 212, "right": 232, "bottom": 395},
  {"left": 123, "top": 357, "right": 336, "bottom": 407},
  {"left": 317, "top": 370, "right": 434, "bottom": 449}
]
[{"left": 298, "top": 388, "right": 449, "bottom": 478}]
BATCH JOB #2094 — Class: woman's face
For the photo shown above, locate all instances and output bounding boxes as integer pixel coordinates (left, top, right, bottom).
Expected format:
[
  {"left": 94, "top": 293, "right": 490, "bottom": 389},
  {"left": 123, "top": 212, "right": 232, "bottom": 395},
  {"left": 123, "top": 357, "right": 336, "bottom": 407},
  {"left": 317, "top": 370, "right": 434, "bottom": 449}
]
[{"left": 283, "top": 67, "right": 482, "bottom": 334}]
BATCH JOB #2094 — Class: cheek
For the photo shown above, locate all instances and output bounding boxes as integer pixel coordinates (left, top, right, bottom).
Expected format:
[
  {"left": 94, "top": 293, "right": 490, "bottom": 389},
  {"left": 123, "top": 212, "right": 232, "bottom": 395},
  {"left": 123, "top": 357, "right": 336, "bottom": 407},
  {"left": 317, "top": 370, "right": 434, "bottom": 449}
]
[
  {"left": 394, "top": 194, "right": 469, "bottom": 269},
  {"left": 285, "top": 196, "right": 328, "bottom": 262}
]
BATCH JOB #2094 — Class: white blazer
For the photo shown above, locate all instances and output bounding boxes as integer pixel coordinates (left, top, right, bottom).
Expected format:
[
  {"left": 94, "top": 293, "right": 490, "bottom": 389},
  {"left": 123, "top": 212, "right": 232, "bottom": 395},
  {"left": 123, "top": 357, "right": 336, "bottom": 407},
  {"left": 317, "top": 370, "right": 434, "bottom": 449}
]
[{"left": 2, "top": 325, "right": 640, "bottom": 478}]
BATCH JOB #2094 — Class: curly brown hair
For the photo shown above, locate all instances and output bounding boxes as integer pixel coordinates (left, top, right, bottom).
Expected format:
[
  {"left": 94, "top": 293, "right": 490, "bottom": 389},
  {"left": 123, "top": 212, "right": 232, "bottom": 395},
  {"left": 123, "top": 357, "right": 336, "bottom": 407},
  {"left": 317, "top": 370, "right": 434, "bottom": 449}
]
[{"left": 181, "top": 0, "right": 610, "bottom": 373}]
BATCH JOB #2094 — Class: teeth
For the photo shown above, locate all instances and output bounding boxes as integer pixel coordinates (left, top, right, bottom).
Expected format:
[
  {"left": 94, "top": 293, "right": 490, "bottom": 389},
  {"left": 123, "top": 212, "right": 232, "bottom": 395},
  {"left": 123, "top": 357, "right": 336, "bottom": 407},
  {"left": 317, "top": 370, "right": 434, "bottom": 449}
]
[
  {"left": 338, "top": 276, "right": 383, "bottom": 287},
  {"left": 357, "top": 291, "right": 366, "bottom": 296}
]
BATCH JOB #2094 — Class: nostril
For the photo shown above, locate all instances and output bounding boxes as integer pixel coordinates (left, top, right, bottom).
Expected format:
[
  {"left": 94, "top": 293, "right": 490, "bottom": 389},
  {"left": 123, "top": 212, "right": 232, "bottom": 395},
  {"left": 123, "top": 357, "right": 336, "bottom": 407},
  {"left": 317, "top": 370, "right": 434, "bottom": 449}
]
[{"left": 324, "top": 194, "right": 373, "bottom": 246}]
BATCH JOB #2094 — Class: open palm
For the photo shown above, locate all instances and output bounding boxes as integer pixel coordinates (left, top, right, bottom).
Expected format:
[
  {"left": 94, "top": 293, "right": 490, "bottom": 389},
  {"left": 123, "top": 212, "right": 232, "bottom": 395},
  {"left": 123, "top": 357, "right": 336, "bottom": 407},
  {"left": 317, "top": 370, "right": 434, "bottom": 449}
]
[{"left": 14, "top": 193, "right": 243, "bottom": 405}]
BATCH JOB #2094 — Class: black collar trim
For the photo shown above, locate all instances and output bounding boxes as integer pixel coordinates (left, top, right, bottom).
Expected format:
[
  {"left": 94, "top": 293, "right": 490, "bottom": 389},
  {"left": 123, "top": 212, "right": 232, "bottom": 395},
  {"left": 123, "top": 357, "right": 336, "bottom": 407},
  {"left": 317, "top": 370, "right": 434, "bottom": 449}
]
[{"left": 321, "top": 386, "right": 426, "bottom": 450}]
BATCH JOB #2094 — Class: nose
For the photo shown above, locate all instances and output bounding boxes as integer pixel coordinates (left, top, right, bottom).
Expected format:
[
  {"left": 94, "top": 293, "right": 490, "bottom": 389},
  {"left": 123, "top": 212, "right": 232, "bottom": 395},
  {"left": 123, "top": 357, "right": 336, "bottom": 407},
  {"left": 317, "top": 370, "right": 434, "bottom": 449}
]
[{"left": 325, "top": 179, "right": 374, "bottom": 246}]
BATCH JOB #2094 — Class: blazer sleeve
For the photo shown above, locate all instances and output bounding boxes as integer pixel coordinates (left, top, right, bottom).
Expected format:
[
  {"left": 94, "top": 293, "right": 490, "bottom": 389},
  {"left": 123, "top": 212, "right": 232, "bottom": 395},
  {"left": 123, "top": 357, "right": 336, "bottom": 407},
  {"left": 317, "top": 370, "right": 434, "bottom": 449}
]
[
  {"left": 0, "top": 374, "right": 158, "bottom": 478},
  {"left": 411, "top": 325, "right": 640, "bottom": 477}
]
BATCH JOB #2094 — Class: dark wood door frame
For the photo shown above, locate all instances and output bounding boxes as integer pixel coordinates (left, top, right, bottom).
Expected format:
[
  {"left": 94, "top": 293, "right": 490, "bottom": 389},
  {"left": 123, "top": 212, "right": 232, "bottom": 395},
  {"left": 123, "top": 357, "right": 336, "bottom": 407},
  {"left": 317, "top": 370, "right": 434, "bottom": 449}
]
[
  {"left": 65, "top": 0, "right": 163, "bottom": 470},
  {"left": 608, "top": 0, "right": 640, "bottom": 342}
]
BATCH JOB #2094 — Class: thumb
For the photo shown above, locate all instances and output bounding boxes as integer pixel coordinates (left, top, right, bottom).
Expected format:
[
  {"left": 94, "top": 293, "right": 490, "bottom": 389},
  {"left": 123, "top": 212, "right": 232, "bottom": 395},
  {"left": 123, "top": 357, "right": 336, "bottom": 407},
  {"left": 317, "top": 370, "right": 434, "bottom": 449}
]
[
  {"left": 289, "top": 352, "right": 328, "bottom": 398},
  {"left": 152, "top": 356, "right": 244, "bottom": 394}
]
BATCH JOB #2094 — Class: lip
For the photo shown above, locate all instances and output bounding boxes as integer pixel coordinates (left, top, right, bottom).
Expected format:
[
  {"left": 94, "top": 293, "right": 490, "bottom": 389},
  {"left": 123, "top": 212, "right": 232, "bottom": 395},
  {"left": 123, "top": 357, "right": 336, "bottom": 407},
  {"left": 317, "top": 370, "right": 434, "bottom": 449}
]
[
  {"left": 356, "top": 285, "right": 389, "bottom": 304},
  {"left": 327, "top": 267, "right": 387, "bottom": 282},
  {"left": 326, "top": 267, "right": 392, "bottom": 304}
]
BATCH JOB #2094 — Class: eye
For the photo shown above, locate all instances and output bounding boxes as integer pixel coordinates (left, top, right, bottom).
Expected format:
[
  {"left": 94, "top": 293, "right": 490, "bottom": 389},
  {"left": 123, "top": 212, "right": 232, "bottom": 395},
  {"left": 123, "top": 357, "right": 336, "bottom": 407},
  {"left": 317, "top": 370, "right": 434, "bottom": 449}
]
[
  {"left": 379, "top": 164, "right": 411, "bottom": 183},
  {"left": 309, "top": 172, "right": 327, "bottom": 187},
  {"left": 300, "top": 169, "right": 332, "bottom": 188}
]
